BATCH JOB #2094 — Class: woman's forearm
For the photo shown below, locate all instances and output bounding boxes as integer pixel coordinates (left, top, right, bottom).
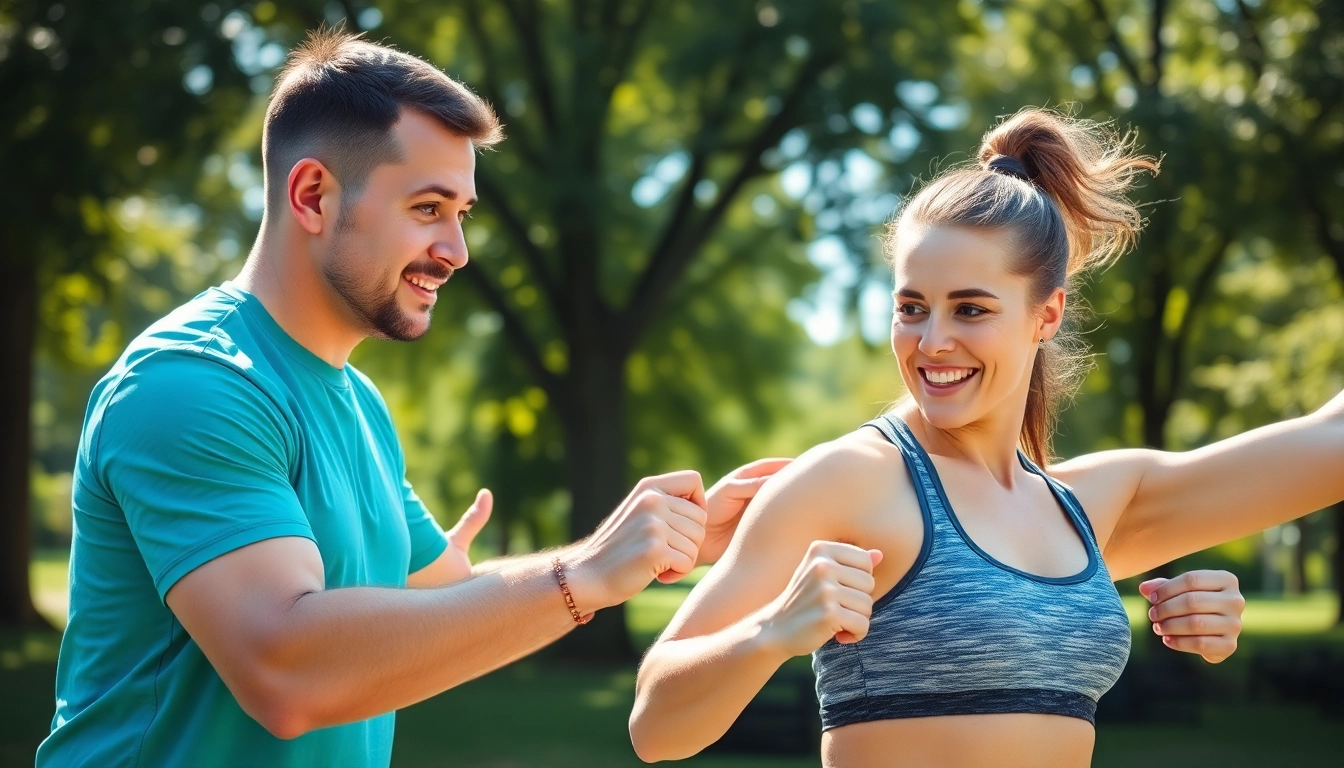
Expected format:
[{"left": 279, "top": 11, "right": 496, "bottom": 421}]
[{"left": 630, "top": 610, "right": 792, "bottom": 762}]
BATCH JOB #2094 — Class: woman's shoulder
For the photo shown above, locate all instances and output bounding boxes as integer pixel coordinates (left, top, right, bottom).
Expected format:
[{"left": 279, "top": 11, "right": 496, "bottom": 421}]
[{"left": 736, "top": 426, "right": 914, "bottom": 541}]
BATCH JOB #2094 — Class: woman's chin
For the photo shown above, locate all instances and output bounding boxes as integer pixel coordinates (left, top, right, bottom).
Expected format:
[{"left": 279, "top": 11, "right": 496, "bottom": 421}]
[{"left": 913, "top": 400, "right": 976, "bottom": 431}]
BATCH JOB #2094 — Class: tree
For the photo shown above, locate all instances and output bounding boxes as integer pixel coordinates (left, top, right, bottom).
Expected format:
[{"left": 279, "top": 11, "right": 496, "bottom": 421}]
[
  {"left": 0, "top": 0, "right": 270, "bottom": 627},
  {"left": 358, "top": 0, "right": 967, "bottom": 661}
]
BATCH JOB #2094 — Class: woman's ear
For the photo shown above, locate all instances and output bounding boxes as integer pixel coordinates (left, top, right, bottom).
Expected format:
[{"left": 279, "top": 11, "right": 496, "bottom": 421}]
[{"left": 1038, "top": 286, "right": 1066, "bottom": 341}]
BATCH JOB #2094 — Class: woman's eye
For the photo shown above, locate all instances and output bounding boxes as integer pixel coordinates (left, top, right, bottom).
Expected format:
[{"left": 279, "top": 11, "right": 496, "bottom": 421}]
[
  {"left": 415, "top": 203, "right": 438, "bottom": 216},
  {"left": 957, "top": 304, "right": 987, "bottom": 317},
  {"left": 897, "top": 303, "right": 926, "bottom": 317}
]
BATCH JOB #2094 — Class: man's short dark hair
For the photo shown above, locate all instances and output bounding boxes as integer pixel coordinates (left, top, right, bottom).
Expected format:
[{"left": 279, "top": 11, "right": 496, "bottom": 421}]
[{"left": 262, "top": 28, "right": 502, "bottom": 208}]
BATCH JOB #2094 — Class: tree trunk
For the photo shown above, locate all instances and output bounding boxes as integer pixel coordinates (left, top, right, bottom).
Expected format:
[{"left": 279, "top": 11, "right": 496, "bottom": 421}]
[
  {"left": 552, "top": 351, "right": 635, "bottom": 663},
  {"left": 0, "top": 257, "right": 49, "bottom": 629},
  {"left": 1288, "top": 520, "right": 1306, "bottom": 596},
  {"left": 1334, "top": 504, "right": 1343, "bottom": 625}
]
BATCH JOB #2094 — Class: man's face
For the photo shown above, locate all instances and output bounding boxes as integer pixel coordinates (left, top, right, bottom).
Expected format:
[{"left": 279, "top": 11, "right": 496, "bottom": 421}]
[{"left": 323, "top": 110, "right": 477, "bottom": 341}]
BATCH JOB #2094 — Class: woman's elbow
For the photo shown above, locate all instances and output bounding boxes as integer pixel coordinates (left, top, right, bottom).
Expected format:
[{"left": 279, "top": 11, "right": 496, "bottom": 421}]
[
  {"left": 629, "top": 694, "right": 700, "bottom": 763},
  {"left": 629, "top": 711, "right": 676, "bottom": 763}
]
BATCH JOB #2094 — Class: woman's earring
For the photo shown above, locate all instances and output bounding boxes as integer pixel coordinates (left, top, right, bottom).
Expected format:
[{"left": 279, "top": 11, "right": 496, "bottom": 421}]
[{"left": 1038, "top": 338, "right": 1045, "bottom": 344}]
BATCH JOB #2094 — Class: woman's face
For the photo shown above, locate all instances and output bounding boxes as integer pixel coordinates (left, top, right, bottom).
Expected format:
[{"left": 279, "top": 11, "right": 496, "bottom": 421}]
[{"left": 889, "top": 224, "right": 1064, "bottom": 432}]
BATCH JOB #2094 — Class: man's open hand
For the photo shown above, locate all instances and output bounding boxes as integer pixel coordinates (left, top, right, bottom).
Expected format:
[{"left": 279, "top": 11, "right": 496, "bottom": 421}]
[{"left": 699, "top": 458, "right": 792, "bottom": 566}]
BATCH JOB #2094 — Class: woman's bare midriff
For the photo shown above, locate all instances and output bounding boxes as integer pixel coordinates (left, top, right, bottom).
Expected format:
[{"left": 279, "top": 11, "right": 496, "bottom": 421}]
[{"left": 821, "top": 713, "right": 1095, "bottom": 768}]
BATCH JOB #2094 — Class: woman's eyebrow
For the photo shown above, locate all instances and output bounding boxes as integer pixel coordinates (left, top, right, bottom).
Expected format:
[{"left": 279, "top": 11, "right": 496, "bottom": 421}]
[
  {"left": 894, "top": 288, "right": 999, "bottom": 300},
  {"left": 947, "top": 288, "right": 999, "bottom": 300}
]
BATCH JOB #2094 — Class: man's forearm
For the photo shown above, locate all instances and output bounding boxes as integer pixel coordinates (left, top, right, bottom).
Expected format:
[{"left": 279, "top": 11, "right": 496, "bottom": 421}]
[
  {"left": 470, "top": 541, "right": 579, "bottom": 577},
  {"left": 262, "top": 555, "right": 581, "bottom": 734}
]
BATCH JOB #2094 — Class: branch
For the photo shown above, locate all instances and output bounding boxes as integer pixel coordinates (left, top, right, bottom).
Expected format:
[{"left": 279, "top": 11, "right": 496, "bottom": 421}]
[
  {"left": 1233, "top": 0, "right": 1267, "bottom": 80},
  {"left": 460, "top": 263, "right": 563, "bottom": 399},
  {"left": 474, "top": 167, "right": 562, "bottom": 309},
  {"left": 337, "top": 0, "right": 360, "bottom": 26},
  {"left": 619, "top": 33, "right": 766, "bottom": 337},
  {"left": 498, "top": 0, "right": 561, "bottom": 135},
  {"left": 462, "top": 0, "right": 546, "bottom": 169},
  {"left": 659, "top": 240, "right": 758, "bottom": 320},
  {"left": 1036, "top": 8, "right": 1124, "bottom": 105},
  {"left": 618, "top": 54, "right": 830, "bottom": 352},
  {"left": 1303, "top": 186, "right": 1344, "bottom": 280},
  {"left": 1085, "top": 0, "right": 1148, "bottom": 88},
  {"left": 1150, "top": 0, "right": 1168, "bottom": 84},
  {"left": 1169, "top": 233, "right": 1232, "bottom": 393},
  {"left": 599, "top": 0, "right": 658, "bottom": 106},
  {"left": 1230, "top": 0, "right": 1343, "bottom": 278}
]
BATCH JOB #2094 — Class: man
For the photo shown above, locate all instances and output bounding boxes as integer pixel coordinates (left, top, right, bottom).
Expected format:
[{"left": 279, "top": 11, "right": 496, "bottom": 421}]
[{"left": 38, "top": 29, "right": 785, "bottom": 767}]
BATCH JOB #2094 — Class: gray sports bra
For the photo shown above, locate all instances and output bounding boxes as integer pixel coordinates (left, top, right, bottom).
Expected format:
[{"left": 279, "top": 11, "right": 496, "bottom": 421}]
[{"left": 812, "top": 415, "right": 1131, "bottom": 729}]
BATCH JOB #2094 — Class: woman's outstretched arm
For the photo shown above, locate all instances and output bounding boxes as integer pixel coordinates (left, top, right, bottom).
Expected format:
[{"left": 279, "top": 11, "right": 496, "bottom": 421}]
[
  {"left": 1054, "top": 388, "right": 1344, "bottom": 579},
  {"left": 629, "top": 439, "right": 895, "bottom": 762}
]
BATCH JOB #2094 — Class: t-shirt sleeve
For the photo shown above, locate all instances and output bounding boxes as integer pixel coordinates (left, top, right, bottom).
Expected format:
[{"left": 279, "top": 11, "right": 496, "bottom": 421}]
[
  {"left": 401, "top": 479, "right": 448, "bottom": 575},
  {"left": 92, "top": 352, "right": 315, "bottom": 602}
]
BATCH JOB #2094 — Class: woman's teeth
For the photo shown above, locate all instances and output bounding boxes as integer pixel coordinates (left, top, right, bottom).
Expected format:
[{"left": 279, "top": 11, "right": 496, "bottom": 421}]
[{"left": 924, "top": 368, "right": 974, "bottom": 384}]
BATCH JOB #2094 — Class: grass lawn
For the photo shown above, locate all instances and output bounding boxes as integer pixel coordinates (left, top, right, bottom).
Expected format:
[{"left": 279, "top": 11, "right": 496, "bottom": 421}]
[{"left": 5, "top": 553, "right": 1341, "bottom": 766}]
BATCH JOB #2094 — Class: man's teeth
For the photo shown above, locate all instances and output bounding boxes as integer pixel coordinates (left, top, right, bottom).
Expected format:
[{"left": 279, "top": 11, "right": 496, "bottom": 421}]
[
  {"left": 925, "top": 368, "right": 974, "bottom": 384},
  {"left": 407, "top": 276, "right": 440, "bottom": 291}
]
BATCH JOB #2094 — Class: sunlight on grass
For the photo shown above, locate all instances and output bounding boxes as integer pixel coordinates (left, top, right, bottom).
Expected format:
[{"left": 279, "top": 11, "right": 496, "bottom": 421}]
[
  {"left": 31, "top": 550, "right": 70, "bottom": 630},
  {"left": 14, "top": 551, "right": 1344, "bottom": 768}
]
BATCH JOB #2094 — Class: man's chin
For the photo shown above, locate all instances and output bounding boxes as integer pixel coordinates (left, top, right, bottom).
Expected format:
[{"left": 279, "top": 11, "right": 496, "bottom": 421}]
[{"left": 370, "top": 307, "right": 432, "bottom": 342}]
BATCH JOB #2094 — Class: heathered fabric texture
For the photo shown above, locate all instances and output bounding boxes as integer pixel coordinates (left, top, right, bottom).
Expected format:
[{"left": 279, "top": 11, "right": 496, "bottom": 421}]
[{"left": 812, "top": 415, "right": 1131, "bottom": 729}]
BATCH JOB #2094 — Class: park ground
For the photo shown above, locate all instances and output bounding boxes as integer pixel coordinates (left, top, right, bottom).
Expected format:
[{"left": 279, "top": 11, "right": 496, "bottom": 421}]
[{"left": 2, "top": 550, "right": 1340, "bottom": 767}]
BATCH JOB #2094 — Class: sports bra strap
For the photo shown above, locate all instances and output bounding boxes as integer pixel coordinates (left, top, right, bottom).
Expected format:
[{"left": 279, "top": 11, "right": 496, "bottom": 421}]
[{"left": 863, "top": 415, "right": 946, "bottom": 524}]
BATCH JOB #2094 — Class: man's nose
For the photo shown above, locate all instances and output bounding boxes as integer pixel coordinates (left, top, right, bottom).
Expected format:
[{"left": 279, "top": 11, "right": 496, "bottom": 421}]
[{"left": 429, "top": 236, "right": 468, "bottom": 271}]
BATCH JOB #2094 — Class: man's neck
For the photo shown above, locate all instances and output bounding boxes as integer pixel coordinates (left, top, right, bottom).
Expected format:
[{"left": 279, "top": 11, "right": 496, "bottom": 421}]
[{"left": 234, "top": 226, "right": 365, "bottom": 368}]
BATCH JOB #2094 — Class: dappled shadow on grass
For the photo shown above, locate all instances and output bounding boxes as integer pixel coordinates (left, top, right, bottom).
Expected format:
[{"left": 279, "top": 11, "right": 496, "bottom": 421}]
[
  {"left": 390, "top": 658, "right": 815, "bottom": 768},
  {"left": 1093, "top": 702, "right": 1343, "bottom": 768},
  {"left": 7, "top": 583, "right": 1341, "bottom": 767}
]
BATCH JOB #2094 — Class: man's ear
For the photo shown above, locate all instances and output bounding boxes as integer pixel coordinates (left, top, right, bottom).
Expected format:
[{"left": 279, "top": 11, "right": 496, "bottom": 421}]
[{"left": 286, "top": 158, "right": 340, "bottom": 235}]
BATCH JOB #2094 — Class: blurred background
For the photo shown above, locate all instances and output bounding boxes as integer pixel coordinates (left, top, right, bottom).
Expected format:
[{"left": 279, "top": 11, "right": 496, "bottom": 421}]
[{"left": 1, "top": 0, "right": 1342, "bottom": 765}]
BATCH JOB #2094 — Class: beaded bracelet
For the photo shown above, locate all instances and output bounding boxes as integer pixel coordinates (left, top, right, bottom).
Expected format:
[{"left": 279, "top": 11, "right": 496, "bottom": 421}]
[{"left": 551, "top": 556, "right": 592, "bottom": 625}]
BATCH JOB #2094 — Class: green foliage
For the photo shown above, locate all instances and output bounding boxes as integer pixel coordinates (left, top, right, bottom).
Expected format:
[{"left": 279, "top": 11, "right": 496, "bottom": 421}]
[{"left": 12, "top": 0, "right": 1344, "bottom": 591}]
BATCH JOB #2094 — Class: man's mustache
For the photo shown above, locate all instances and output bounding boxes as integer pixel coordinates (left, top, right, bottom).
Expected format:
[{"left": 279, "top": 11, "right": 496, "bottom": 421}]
[{"left": 402, "top": 261, "right": 453, "bottom": 282}]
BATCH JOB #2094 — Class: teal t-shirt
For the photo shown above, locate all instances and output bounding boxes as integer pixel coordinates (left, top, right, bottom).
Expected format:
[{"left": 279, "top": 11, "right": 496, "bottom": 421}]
[{"left": 37, "top": 283, "right": 448, "bottom": 768}]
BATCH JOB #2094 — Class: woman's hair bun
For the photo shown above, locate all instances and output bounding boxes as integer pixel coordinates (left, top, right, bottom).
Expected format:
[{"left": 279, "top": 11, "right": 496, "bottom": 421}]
[{"left": 978, "top": 108, "right": 1160, "bottom": 277}]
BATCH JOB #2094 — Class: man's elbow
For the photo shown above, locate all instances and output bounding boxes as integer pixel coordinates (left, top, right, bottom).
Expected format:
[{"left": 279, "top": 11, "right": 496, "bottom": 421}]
[
  {"left": 225, "top": 653, "right": 323, "bottom": 740},
  {"left": 253, "top": 706, "right": 312, "bottom": 741},
  {"left": 230, "top": 674, "right": 316, "bottom": 740}
]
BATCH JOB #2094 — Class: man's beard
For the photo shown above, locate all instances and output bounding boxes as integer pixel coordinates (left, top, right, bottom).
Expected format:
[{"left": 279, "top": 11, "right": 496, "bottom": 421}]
[{"left": 323, "top": 231, "right": 446, "bottom": 342}]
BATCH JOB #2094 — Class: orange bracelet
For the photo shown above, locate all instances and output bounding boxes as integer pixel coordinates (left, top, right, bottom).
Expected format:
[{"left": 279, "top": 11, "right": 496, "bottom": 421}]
[{"left": 551, "top": 557, "right": 592, "bottom": 625}]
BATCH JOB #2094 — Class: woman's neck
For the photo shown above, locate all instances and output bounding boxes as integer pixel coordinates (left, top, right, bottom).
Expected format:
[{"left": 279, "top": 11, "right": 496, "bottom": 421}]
[{"left": 895, "top": 398, "right": 1029, "bottom": 489}]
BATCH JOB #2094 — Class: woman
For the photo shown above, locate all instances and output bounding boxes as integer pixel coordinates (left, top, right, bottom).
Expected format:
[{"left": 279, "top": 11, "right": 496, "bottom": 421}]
[{"left": 629, "top": 109, "right": 1343, "bottom": 767}]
